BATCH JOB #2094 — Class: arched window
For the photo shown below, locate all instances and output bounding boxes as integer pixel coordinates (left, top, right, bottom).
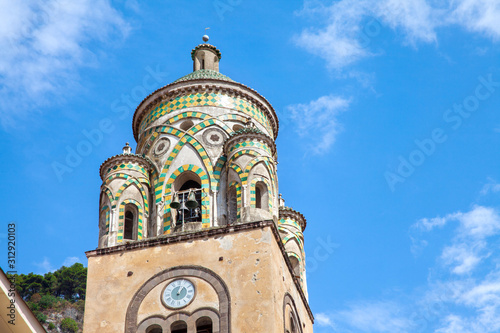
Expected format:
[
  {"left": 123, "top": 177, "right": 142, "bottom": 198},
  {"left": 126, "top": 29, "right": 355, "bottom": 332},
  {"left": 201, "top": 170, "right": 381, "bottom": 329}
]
[
  {"left": 289, "top": 255, "right": 300, "bottom": 279},
  {"left": 255, "top": 181, "right": 268, "bottom": 210},
  {"left": 146, "top": 324, "right": 162, "bottom": 333},
  {"left": 227, "top": 185, "right": 238, "bottom": 224},
  {"left": 180, "top": 119, "right": 194, "bottom": 131},
  {"left": 178, "top": 179, "right": 201, "bottom": 223},
  {"left": 255, "top": 186, "right": 262, "bottom": 208},
  {"left": 172, "top": 171, "right": 204, "bottom": 227},
  {"left": 196, "top": 316, "right": 213, "bottom": 333},
  {"left": 171, "top": 321, "right": 187, "bottom": 333},
  {"left": 232, "top": 124, "right": 243, "bottom": 132},
  {"left": 290, "top": 313, "right": 298, "bottom": 333},
  {"left": 124, "top": 210, "right": 134, "bottom": 240}
]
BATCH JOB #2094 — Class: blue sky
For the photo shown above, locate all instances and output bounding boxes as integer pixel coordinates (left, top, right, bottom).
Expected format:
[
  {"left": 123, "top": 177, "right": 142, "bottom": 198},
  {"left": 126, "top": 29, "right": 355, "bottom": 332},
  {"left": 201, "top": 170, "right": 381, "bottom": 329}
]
[{"left": 1, "top": 0, "right": 500, "bottom": 332}]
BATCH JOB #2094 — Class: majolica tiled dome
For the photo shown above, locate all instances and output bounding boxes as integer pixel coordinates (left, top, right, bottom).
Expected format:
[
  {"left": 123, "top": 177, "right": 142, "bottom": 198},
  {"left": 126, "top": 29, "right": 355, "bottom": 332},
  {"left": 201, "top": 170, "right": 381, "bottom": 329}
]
[{"left": 174, "top": 69, "right": 235, "bottom": 83}]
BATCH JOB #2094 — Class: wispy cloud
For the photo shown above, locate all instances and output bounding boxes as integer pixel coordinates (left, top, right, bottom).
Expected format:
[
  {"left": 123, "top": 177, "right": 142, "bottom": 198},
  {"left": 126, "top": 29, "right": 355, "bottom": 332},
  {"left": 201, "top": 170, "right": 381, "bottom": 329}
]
[
  {"left": 0, "top": 0, "right": 130, "bottom": 127},
  {"left": 63, "top": 256, "right": 81, "bottom": 267},
  {"left": 316, "top": 313, "right": 336, "bottom": 329},
  {"left": 295, "top": 0, "right": 500, "bottom": 70},
  {"left": 413, "top": 205, "right": 500, "bottom": 274},
  {"left": 34, "top": 256, "right": 55, "bottom": 273},
  {"left": 480, "top": 177, "right": 500, "bottom": 196},
  {"left": 287, "top": 95, "right": 351, "bottom": 154},
  {"left": 317, "top": 301, "right": 412, "bottom": 333},
  {"left": 318, "top": 204, "right": 500, "bottom": 332}
]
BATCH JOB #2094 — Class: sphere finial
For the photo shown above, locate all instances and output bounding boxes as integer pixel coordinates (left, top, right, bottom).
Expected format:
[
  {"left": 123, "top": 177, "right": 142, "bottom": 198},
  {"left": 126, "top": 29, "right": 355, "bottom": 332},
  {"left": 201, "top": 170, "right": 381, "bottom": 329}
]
[{"left": 203, "top": 27, "right": 210, "bottom": 42}]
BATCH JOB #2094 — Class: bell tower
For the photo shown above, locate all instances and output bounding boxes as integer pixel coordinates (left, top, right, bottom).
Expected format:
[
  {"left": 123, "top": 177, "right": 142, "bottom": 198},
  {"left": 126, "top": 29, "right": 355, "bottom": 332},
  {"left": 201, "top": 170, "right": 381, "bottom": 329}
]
[{"left": 84, "top": 36, "right": 314, "bottom": 333}]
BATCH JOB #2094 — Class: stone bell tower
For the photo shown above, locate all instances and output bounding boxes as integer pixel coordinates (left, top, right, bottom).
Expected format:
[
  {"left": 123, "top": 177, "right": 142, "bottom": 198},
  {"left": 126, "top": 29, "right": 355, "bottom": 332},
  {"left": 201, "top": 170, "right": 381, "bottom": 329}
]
[{"left": 84, "top": 36, "right": 314, "bottom": 333}]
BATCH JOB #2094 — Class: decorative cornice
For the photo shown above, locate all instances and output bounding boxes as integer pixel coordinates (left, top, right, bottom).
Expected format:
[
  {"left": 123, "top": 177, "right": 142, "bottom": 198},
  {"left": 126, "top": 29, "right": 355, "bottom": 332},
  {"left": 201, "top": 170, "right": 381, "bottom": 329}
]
[
  {"left": 279, "top": 207, "right": 307, "bottom": 231},
  {"left": 85, "top": 220, "right": 314, "bottom": 323},
  {"left": 191, "top": 43, "right": 222, "bottom": 60},
  {"left": 99, "top": 153, "right": 154, "bottom": 180},
  {"left": 132, "top": 79, "right": 279, "bottom": 142},
  {"left": 223, "top": 128, "right": 277, "bottom": 157}
]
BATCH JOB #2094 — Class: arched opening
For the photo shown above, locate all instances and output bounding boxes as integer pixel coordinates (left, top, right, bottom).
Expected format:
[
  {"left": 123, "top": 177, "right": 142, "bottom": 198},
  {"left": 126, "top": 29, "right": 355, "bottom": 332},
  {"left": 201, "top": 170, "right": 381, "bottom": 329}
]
[
  {"left": 255, "top": 181, "right": 268, "bottom": 210},
  {"left": 289, "top": 255, "right": 301, "bottom": 280},
  {"left": 180, "top": 119, "right": 194, "bottom": 131},
  {"left": 171, "top": 321, "right": 187, "bottom": 333},
  {"left": 123, "top": 202, "right": 138, "bottom": 240},
  {"left": 232, "top": 124, "right": 243, "bottom": 132},
  {"left": 124, "top": 211, "right": 134, "bottom": 239},
  {"left": 227, "top": 185, "right": 238, "bottom": 224},
  {"left": 196, "top": 316, "right": 213, "bottom": 333},
  {"left": 146, "top": 324, "right": 162, "bottom": 333},
  {"left": 172, "top": 171, "right": 204, "bottom": 226},
  {"left": 290, "top": 313, "right": 298, "bottom": 333},
  {"left": 255, "top": 186, "right": 262, "bottom": 208},
  {"left": 180, "top": 179, "right": 201, "bottom": 191}
]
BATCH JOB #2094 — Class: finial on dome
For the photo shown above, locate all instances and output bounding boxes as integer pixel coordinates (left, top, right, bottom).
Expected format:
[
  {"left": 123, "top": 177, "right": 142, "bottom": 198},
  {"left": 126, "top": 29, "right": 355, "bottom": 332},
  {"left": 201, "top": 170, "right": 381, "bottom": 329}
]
[
  {"left": 122, "top": 142, "right": 132, "bottom": 154},
  {"left": 279, "top": 194, "right": 285, "bottom": 208},
  {"left": 203, "top": 27, "right": 210, "bottom": 42},
  {"left": 191, "top": 28, "right": 221, "bottom": 72}
]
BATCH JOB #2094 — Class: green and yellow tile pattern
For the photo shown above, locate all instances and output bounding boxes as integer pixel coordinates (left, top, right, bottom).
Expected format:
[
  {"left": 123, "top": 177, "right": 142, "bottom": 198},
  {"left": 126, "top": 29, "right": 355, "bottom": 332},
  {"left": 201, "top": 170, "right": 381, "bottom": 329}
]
[
  {"left": 117, "top": 199, "right": 144, "bottom": 242},
  {"left": 228, "top": 181, "right": 242, "bottom": 220},
  {"left": 139, "top": 93, "right": 274, "bottom": 137}
]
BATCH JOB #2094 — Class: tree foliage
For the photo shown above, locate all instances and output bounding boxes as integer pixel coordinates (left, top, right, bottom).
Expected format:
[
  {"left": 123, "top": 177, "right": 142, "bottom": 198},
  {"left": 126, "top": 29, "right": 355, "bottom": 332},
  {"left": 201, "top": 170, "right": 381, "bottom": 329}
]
[
  {"left": 7, "top": 263, "right": 87, "bottom": 301},
  {"left": 60, "top": 317, "right": 79, "bottom": 333}
]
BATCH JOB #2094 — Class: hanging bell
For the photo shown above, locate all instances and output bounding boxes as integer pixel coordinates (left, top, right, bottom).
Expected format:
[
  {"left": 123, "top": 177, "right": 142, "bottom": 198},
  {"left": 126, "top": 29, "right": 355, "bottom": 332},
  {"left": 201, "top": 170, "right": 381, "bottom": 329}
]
[
  {"left": 193, "top": 207, "right": 200, "bottom": 217},
  {"left": 179, "top": 202, "right": 189, "bottom": 211},
  {"left": 185, "top": 190, "right": 199, "bottom": 209},
  {"left": 169, "top": 193, "right": 180, "bottom": 209}
]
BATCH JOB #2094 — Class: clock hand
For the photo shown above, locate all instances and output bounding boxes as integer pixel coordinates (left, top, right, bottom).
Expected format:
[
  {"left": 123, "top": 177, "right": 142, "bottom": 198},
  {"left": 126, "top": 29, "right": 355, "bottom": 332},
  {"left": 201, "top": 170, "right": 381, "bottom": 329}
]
[{"left": 176, "top": 287, "right": 185, "bottom": 296}]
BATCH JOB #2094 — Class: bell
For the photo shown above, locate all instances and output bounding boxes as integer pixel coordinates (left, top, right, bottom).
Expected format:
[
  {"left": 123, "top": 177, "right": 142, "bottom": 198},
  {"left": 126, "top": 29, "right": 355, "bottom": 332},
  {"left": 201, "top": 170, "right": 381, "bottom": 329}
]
[
  {"left": 179, "top": 202, "right": 189, "bottom": 211},
  {"left": 169, "top": 193, "right": 180, "bottom": 209},
  {"left": 185, "top": 190, "right": 199, "bottom": 209},
  {"left": 193, "top": 207, "right": 200, "bottom": 217}
]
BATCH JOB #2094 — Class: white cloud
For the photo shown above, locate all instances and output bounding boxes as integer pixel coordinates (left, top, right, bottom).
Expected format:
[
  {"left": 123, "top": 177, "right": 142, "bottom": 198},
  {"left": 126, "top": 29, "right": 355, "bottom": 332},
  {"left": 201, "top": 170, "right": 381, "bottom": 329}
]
[
  {"left": 296, "top": 0, "right": 373, "bottom": 69},
  {"left": 287, "top": 95, "right": 351, "bottom": 154},
  {"left": 440, "top": 242, "right": 483, "bottom": 275},
  {"left": 412, "top": 206, "right": 500, "bottom": 274},
  {"left": 414, "top": 215, "right": 450, "bottom": 231},
  {"left": 0, "top": 0, "right": 129, "bottom": 127},
  {"left": 480, "top": 178, "right": 500, "bottom": 196},
  {"left": 450, "top": 0, "right": 500, "bottom": 41},
  {"left": 34, "top": 257, "right": 55, "bottom": 273},
  {"left": 315, "top": 312, "right": 335, "bottom": 328},
  {"left": 319, "top": 204, "right": 500, "bottom": 332},
  {"left": 318, "top": 301, "right": 412, "bottom": 333},
  {"left": 296, "top": 0, "right": 500, "bottom": 70},
  {"left": 63, "top": 256, "right": 81, "bottom": 267},
  {"left": 374, "top": 0, "right": 437, "bottom": 45},
  {"left": 456, "top": 205, "right": 500, "bottom": 238}
]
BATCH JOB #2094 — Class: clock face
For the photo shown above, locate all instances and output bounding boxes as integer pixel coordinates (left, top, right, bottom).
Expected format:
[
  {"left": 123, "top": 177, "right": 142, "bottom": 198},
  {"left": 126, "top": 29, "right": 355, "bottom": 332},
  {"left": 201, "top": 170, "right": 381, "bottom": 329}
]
[{"left": 162, "top": 279, "right": 195, "bottom": 309}]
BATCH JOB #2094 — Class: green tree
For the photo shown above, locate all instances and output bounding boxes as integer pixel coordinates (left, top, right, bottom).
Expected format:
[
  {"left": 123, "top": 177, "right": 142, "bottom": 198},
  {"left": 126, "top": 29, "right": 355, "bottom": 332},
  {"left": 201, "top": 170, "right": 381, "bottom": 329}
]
[
  {"left": 39, "top": 294, "right": 58, "bottom": 310},
  {"left": 60, "top": 318, "right": 79, "bottom": 333},
  {"left": 35, "top": 312, "right": 47, "bottom": 323},
  {"left": 54, "top": 263, "right": 87, "bottom": 301},
  {"left": 42, "top": 272, "right": 59, "bottom": 296}
]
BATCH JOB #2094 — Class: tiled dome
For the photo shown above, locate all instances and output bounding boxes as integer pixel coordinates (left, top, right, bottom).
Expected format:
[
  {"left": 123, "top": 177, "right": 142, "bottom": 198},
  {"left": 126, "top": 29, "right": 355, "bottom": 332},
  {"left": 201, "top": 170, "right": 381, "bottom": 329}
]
[{"left": 174, "top": 69, "right": 234, "bottom": 83}]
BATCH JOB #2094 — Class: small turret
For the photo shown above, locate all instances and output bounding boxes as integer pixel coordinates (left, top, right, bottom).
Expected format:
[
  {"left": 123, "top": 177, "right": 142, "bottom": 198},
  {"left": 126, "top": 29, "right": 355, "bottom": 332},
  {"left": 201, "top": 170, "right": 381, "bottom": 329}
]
[{"left": 191, "top": 35, "right": 221, "bottom": 72}]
